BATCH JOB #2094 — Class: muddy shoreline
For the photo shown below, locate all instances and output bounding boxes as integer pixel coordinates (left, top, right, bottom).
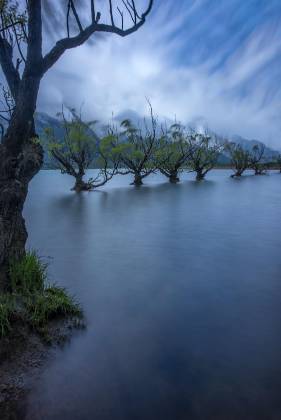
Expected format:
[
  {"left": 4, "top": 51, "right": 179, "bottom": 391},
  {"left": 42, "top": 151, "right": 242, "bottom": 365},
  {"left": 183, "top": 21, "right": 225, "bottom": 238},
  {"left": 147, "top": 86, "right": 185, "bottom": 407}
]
[{"left": 0, "top": 319, "right": 84, "bottom": 420}]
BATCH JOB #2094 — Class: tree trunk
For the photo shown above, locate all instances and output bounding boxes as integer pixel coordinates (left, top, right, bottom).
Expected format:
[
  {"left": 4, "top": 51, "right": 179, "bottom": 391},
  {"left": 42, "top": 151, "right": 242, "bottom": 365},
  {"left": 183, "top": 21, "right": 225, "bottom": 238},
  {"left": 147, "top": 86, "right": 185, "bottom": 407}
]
[
  {"left": 169, "top": 171, "right": 180, "bottom": 183},
  {"left": 0, "top": 69, "right": 43, "bottom": 290},
  {"left": 131, "top": 173, "right": 143, "bottom": 186},
  {"left": 0, "top": 141, "right": 43, "bottom": 291},
  {"left": 72, "top": 175, "right": 92, "bottom": 192},
  {"left": 231, "top": 171, "right": 242, "bottom": 178},
  {"left": 196, "top": 170, "right": 204, "bottom": 181}
]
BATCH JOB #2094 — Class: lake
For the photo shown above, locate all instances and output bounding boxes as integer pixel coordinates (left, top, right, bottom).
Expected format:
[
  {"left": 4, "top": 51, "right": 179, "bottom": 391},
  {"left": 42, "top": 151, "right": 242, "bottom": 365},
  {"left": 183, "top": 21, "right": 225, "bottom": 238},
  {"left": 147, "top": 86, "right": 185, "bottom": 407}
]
[{"left": 23, "top": 169, "right": 281, "bottom": 419}]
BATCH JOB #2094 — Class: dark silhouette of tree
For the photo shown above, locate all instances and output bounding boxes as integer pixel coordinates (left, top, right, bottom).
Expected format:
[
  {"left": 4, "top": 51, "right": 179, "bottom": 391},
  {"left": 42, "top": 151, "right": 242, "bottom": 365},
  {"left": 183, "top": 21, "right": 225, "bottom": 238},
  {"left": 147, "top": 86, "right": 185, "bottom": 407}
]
[
  {"left": 249, "top": 143, "right": 266, "bottom": 175},
  {"left": 275, "top": 154, "right": 281, "bottom": 173},
  {"left": 45, "top": 109, "right": 119, "bottom": 192},
  {"left": 156, "top": 123, "right": 192, "bottom": 183},
  {"left": 0, "top": 0, "right": 153, "bottom": 290},
  {"left": 225, "top": 142, "right": 250, "bottom": 177},
  {"left": 187, "top": 131, "right": 221, "bottom": 181}
]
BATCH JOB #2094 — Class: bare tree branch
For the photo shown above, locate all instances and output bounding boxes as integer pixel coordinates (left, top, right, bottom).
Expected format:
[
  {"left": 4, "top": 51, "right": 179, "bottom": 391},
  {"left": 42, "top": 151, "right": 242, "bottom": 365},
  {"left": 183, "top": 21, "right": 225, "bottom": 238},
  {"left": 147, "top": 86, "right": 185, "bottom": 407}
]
[{"left": 41, "top": 0, "right": 154, "bottom": 75}]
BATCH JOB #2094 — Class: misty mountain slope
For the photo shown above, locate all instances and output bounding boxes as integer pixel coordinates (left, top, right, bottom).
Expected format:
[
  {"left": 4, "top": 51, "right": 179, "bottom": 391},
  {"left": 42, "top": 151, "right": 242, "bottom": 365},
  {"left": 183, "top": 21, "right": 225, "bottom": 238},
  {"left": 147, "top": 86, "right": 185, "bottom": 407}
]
[
  {"left": 34, "top": 112, "right": 281, "bottom": 167},
  {"left": 1, "top": 112, "right": 279, "bottom": 168}
]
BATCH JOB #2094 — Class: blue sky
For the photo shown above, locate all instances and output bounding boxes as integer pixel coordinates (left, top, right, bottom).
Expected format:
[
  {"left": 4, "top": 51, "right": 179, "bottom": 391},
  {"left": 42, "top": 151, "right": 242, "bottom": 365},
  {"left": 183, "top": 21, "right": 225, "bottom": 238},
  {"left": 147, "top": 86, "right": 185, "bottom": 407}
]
[{"left": 39, "top": 0, "right": 281, "bottom": 149}]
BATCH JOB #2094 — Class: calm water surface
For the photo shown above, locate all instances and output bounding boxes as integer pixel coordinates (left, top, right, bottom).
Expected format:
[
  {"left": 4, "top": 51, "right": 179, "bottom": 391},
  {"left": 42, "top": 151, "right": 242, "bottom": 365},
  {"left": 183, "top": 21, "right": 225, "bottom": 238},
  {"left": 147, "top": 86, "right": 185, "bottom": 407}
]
[{"left": 23, "top": 170, "right": 281, "bottom": 420}]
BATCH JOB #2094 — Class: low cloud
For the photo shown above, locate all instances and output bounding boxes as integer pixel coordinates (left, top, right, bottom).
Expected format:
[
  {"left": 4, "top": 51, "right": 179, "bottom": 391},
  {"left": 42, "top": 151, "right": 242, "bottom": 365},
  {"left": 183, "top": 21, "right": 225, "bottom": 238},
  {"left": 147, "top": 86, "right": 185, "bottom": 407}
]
[{"left": 38, "top": 0, "right": 281, "bottom": 149}]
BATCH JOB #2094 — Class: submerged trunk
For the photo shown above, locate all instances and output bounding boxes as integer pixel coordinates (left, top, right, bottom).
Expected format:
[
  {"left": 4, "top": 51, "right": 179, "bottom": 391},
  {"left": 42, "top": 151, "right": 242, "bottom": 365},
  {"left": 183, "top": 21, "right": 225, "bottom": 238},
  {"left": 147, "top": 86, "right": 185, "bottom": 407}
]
[
  {"left": 72, "top": 175, "right": 92, "bottom": 192},
  {"left": 169, "top": 171, "right": 180, "bottom": 183},
  {"left": 195, "top": 170, "right": 205, "bottom": 181},
  {"left": 131, "top": 173, "right": 143, "bottom": 186},
  {"left": 231, "top": 170, "right": 242, "bottom": 178},
  {"left": 254, "top": 167, "right": 266, "bottom": 175}
]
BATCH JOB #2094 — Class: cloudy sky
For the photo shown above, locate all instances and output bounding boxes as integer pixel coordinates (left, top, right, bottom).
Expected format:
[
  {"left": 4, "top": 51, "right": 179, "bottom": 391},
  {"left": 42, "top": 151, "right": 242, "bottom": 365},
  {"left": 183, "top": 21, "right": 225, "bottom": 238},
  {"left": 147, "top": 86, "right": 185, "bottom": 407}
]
[{"left": 38, "top": 0, "right": 281, "bottom": 149}]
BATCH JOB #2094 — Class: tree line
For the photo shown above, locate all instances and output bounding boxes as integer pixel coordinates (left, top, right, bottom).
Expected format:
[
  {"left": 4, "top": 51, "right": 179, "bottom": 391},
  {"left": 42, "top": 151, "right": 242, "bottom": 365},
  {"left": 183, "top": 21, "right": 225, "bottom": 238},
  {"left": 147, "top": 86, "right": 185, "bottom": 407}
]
[{"left": 44, "top": 107, "right": 281, "bottom": 192}]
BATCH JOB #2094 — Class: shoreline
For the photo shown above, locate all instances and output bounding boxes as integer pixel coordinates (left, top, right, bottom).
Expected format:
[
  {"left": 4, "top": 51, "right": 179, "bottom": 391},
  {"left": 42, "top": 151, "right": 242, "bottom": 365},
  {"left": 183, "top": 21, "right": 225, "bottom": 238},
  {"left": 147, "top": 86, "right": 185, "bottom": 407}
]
[{"left": 0, "top": 318, "right": 84, "bottom": 420}]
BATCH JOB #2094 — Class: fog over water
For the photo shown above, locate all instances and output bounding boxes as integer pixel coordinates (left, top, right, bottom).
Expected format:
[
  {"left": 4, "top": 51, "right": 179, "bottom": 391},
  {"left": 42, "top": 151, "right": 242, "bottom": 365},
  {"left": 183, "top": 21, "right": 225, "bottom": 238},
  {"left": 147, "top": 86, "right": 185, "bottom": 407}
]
[{"left": 23, "top": 170, "right": 281, "bottom": 420}]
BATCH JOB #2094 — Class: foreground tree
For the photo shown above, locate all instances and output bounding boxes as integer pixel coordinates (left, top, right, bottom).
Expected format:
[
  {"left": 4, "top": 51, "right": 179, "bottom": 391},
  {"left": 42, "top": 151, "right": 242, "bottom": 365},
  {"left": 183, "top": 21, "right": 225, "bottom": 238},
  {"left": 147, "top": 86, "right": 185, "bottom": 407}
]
[
  {"left": 117, "top": 106, "right": 159, "bottom": 186},
  {"left": 225, "top": 142, "right": 250, "bottom": 177},
  {"left": 45, "top": 110, "right": 119, "bottom": 192},
  {"left": 0, "top": 0, "right": 153, "bottom": 290},
  {"left": 187, "top": 131, "right": 221, "bottom": 181},
  {"left": 249, "top": 143, "right": 266, "bottom": 175},
  {"left": 156, "top": 123, "right": 192, "bottom": 183}
]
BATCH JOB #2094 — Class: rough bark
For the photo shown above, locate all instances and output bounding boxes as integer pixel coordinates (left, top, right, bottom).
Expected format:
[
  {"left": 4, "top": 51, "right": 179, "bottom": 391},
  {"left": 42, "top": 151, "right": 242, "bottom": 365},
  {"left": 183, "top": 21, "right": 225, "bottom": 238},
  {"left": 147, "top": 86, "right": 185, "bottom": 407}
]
[
  {"left": 131, "top": 173, "right": 143, "bottom": 186},
  {"left": 0, "top": 141, "right": 43, "bottom": 291}
]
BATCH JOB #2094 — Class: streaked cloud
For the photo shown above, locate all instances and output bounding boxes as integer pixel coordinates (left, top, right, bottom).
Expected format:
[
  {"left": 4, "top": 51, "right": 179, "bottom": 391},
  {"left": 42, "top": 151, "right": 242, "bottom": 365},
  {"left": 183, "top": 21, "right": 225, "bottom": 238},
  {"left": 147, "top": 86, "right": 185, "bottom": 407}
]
[{"left": 38, "top": 0, "right": 281, "bottom": 149}]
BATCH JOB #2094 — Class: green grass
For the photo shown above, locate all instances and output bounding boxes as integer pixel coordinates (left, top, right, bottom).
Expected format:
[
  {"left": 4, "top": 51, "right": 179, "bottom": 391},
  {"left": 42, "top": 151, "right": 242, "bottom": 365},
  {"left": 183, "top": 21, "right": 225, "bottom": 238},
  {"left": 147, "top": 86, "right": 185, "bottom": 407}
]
[
  {"left": 26, "top": 286, "right": 82, "bottom": 329},
  {"left": 0, "top": 252, "right": 83, "bottom": 338},
  {"left": 9, "top": 251, "right": 47, "bottom": 295}
]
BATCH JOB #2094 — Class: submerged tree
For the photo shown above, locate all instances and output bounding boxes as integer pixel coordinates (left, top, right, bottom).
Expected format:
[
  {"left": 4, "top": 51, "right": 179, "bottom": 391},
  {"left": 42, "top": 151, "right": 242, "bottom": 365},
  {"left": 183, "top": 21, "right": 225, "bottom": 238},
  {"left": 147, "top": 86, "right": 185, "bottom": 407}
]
[
  {"left": 45, "top": 110, "right": 119, "bottom": 192},
  {"left": 225, "top": 142, "right": 250, "bottom": 177},
  {"left": 156, "top": 123, "right": 192, "bottom": 183},
  {"left": 276, "top": 154, "right": 281, "bottom": 173},
  {"left": 117, "top": 106, "right": 159, "bottom": 186},
  {"left": 0, "top": 0, "right": 153, "bottom": 290},
  {"left": 187, "top": 131, "right": 221, "bottom": 181},
  {"left": 249, "top": 143, "right": 266, "bottom": 175}
]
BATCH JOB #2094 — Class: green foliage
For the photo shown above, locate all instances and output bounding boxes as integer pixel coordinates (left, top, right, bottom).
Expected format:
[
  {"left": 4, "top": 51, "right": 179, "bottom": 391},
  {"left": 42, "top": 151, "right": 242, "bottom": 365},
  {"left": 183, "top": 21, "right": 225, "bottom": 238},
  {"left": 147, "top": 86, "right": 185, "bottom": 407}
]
[
  {"left": 0, "top": 1, "right": 26, "bottom": 23},
  {"left": 44, "top": 109, "right": 98, "bottom": 173},
  {"left": 225, "top": 142, "right": 250, "bottom": 175},
  {"left": 0, "top": 252, "right": 83, "bottom": 338},
  {"left": 26, "top": 286, "right": 82, "bottom": 329},
  {"left": 9, "top": 251, "right": 46, "bottom": 295},
  {"left": 187, "top": 132, "right": 221, "bottom": 177},
  {"left": 155, "top": 123, "right": 191, "bottom": 174},
  {"left": 117, "top": 115, "right": 159, "bottom": 176}
]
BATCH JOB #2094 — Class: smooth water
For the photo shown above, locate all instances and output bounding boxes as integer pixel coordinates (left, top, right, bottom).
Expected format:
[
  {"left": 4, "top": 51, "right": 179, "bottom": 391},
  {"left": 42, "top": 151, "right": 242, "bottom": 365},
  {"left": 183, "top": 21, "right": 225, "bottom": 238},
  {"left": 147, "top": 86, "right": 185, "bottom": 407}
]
[{"left": 23, "top": 170, "right": 281, "bottom": 420}]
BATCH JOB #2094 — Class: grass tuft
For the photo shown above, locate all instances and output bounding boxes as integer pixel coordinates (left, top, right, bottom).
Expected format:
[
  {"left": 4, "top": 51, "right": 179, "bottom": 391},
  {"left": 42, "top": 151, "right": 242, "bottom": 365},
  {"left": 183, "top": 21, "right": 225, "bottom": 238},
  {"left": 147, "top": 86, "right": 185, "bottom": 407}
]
[
  {"left": 9, "top": 251, "right": 47, "bottom": 295},
  {"left": 26, "top": 286, "right": 82, "bottom": 329},
  {"left": 0, "top": 252, "right": 83, "bottom": 338}
]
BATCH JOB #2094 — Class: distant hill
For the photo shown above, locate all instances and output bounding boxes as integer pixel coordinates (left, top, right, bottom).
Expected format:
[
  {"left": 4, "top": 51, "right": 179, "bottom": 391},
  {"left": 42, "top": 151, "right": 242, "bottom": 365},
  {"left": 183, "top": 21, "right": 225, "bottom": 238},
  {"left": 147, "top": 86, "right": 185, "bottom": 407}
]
[{"left": 230, "top": 135, "right": 279, "bottom": 159}]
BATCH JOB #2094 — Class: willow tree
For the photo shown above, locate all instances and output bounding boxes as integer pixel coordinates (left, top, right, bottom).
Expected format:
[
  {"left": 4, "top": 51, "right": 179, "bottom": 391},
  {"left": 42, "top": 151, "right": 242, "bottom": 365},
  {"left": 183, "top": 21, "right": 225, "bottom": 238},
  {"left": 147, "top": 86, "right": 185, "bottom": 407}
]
[
  {"left": 117, "top": 105, "right": 159, "bottom": 186},
  {"left": 249, "top": 143, "right": 266, "bottom": 175},
  {"left": 46, "top": 109, "right": 119, "bottom": 192},
  {"left": 276, "top": 154, "right": 281, "bottom": 173},
  {"left": 0, "top": 0, "right": 153, "bottom": 290},
  {"left": 156, "top": 123, "right": 192, "bottom": 183},
  {"left": 187, "top": 131, "right": 222, "bottom": 181},
  {"left": 225, "top": 142, "right": 250, "bottom": 177}
]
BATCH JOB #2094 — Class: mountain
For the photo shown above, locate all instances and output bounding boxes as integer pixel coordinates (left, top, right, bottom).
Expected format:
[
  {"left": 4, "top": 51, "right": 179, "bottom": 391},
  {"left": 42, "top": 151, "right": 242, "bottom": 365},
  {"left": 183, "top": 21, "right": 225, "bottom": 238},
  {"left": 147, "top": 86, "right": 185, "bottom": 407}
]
[
  {"left": 230, "top": 135, "right": 280, "bottom": 159},
  {"left": 30, "top": 113, "right": 281, "bottom": 166},
  {"left": 1, "top": 112, "right": 279, "bottom": 168}
]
